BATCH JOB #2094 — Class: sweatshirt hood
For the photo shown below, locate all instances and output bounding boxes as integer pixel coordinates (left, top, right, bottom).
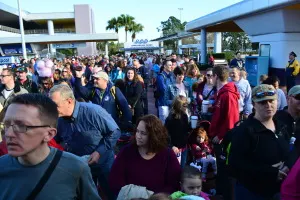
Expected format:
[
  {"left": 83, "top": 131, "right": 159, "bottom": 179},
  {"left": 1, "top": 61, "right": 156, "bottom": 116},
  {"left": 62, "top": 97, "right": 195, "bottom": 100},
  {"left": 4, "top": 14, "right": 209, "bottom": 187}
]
[{"left": 218, "top": 82, "right": 240, "bottom": 100}]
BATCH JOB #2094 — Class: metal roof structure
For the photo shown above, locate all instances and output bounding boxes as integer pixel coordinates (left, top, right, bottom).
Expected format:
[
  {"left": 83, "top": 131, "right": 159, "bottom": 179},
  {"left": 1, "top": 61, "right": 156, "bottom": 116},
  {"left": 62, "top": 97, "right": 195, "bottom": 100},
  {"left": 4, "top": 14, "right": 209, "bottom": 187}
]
[
  {"left": 0, "top": 33, "right": 118, "bottom": 44},
  {"left": 185, "top": 0, "right": 300, "bottom": 33},
  {"left": 151, "top": 31, "right": 200, "bottom": 42}
]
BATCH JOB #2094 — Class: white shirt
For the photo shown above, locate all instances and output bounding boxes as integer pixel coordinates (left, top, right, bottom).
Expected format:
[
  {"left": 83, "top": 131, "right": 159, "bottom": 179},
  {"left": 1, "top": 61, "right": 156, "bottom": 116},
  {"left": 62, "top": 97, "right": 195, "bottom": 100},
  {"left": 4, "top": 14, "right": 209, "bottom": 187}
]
[
  {"left": 2, "top": 88, "right": 13, "bottom": 99},
  {"left": 176, "top": 83, "right": 186, "bottom": 97}
]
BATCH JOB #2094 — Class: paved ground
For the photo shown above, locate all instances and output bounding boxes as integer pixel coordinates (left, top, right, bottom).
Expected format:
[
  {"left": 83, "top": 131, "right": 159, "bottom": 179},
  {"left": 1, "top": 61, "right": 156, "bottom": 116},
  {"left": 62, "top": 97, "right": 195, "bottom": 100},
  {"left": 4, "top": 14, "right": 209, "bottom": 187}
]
[{"left": 147, "top": 87, "right": 157, "bottom": 116}]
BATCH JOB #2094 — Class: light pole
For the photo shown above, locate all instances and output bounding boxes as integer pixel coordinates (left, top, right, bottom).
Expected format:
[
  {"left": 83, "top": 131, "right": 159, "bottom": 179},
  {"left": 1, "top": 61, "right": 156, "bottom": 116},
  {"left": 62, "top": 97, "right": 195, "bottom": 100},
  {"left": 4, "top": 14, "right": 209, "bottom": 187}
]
[
  {"left": 17, "top": 0, "right": 27, "bottom": 60},
  {"left": 178, "top": 8, "right": 183, "bottom": 22}
]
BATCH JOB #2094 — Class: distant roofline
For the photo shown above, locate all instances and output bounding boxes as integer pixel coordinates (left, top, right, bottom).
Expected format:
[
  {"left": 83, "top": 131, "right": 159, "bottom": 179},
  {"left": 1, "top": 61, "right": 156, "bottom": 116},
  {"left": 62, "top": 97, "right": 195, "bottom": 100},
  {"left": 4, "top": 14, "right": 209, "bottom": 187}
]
[
  {"left": 0, "top": 33, "right": 118, "bottom": 44},
  {"left": 0, "top": 2, "right": 76, "bottom": 22},
  {"left": 25, "top": 12, "right": 75, "bottom": 21}
]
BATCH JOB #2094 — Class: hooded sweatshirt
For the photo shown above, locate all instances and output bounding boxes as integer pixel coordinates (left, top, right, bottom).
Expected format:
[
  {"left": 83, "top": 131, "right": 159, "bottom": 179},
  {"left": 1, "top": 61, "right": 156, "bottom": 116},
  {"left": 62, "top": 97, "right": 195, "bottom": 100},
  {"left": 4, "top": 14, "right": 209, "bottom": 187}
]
[{"left": 209, "top": 82, "right": 240, "bottom": 140}]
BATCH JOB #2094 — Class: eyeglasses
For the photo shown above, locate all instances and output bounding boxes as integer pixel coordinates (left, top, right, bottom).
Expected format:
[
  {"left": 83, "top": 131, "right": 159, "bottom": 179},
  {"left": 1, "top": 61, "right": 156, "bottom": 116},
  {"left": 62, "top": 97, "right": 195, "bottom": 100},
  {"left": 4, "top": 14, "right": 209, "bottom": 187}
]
[
  {"left": 42, "top": 82, "right": 49, "bottom": 85},
  {"left": 206, "top": 74, "right": 212, "bottom": 77},
  {"left": 0, "top": 123, "right": 51, "bottom": 134},
  {"left": 292, "top": 94, "right": 300, "bottom": 100},
  {"left": 0, "top": 75, "right": 11, "bottom": 78},
  {"left": 255, "top": 91, "right": 276, "bottom": 98},
  {"left": 62, "top": 71, "right": 68, "bottom": 73}
]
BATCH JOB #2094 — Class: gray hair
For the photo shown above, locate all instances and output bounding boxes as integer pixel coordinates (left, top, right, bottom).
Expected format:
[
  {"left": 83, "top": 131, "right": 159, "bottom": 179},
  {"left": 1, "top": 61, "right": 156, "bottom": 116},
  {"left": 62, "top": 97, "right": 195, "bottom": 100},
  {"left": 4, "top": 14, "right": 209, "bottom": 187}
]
[{"left": 49, "top": 84, "right": 75, "bottom": 100}]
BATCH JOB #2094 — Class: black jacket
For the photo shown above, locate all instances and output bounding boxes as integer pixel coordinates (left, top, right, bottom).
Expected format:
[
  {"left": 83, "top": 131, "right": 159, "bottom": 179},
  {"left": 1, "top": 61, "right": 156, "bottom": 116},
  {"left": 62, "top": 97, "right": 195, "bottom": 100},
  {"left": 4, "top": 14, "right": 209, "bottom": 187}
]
[
  {"left": 124, "top": 81, "right": 143, "bottom": 122},
  {"left": 229, "top": 116, "right": 290, "bottom": 198},
  {"left": 165, "top": 112, "right": 190, "bottom": 148},
  {"left": 274, "top": 108, "right": 300, "bottom": 147}
]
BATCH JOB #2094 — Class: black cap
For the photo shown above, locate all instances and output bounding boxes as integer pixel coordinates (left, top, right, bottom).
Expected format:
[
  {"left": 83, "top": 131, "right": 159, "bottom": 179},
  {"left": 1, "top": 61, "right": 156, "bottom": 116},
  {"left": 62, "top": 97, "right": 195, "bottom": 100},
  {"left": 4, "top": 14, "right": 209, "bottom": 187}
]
[
  {"left": 290, "top": 51, "right": 297, "bottom": 57},
  {"left": 17, "top": 67, "right": 27, "bottom": 73}
]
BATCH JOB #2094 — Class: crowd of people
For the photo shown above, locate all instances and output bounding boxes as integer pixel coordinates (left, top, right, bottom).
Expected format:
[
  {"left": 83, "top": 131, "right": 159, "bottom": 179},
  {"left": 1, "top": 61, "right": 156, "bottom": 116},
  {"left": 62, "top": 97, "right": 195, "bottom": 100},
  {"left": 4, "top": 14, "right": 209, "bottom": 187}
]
[{"left": 0, "top": 51, "right": 299, "bottom": 200}]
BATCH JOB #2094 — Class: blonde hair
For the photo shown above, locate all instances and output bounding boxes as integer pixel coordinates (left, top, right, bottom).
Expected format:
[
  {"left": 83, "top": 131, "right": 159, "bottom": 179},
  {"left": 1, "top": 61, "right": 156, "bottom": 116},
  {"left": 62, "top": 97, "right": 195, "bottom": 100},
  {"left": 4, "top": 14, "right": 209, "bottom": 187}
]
[
  {"left": 170, "top": 95, "right": 188, "bottom": 119},
  {"left": 186, "top": 64, "right": 200, "bottom": 78}
]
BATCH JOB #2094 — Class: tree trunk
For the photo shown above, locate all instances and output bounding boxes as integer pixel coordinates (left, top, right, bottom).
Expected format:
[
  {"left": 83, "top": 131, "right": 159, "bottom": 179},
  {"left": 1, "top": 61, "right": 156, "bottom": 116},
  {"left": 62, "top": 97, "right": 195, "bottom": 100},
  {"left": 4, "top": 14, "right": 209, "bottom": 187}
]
[{"left": 125, "top": 31, "right": 128, "bottom": 42}]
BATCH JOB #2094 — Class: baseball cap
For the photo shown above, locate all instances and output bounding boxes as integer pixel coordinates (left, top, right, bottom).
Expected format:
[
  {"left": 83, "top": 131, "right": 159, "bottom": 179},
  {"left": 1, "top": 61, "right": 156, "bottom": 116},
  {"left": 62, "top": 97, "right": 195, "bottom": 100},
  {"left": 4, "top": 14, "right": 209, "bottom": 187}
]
[
  {"left": 252, "top": 84, "right": 277, "bottom": 103},
  {"left": 288, "top": 85, "right": 300, "bottom": 96},
  {"left": 92, "top": 71, "right": 109, "bottom": 81},
  {"left": 290, "top": 51, "right": 297, "bottom": 57},
  {"left": 17, "top": 67, "right": 27, "bottom": 73}
]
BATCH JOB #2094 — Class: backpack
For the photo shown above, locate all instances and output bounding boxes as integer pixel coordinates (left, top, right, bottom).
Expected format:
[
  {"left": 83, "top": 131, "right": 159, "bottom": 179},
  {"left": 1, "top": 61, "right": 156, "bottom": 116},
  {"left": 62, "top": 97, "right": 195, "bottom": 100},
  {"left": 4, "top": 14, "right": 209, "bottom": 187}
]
[
  {"left": 153, "top": 73, "right": 166, "bottom": 99},
  {"left": 222, "top": 120, "right": 256, "bottom": 165},
  {"left": 91, "top": 86, "right": 122, "bottom": 116}
]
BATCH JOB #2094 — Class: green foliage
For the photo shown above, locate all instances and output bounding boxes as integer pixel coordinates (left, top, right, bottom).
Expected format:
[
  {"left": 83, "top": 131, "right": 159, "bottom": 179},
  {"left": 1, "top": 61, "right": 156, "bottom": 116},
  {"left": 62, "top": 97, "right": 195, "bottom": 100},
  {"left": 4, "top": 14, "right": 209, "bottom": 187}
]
[
  {"left": 96, "top": 42, "right": 124, "bottom": 56},
  {"left": 222, "top": 32, "right": 252, "bottom": 52},
  {"left": 106, "top": 17, "right": 121, "bottom": 34},
  {"left": 107, "top": 15, "right": 144, "bottom": 43},
  {"left": 157, "top": 16, "right": 187, "bottom": 51},
  {"left": 56, "top": 49, "right": 75, "bottom": 56},
  {"left": 223, "top": 51, "right": 235, "bottom": 62},
  {"left": 129, "top": 23, "right": 144, "bottom": 42}
]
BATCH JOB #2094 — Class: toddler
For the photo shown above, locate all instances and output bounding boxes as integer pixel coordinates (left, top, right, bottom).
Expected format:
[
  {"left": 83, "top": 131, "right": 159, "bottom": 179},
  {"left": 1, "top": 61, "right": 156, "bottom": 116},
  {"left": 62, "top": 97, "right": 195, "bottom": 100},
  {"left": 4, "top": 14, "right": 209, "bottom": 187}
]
[
  {"left": 190, "top": 128, "right": 217, "bottom": 181},
  {"left": 170, "top": 166, "right": 209, "bottom": 200}
]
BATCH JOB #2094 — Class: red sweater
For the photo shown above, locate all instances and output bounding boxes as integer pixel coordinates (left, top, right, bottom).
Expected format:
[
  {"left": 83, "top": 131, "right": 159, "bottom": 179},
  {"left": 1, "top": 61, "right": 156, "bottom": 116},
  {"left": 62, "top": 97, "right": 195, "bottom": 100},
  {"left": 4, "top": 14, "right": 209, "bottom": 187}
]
[
  {"left": 209, "top": 82, "right": 239, "bottom": 140},
  {"left": 109, "top": 144, "right": 181, "bottom": 195},
  {"left": 191, "top": 142, "right": 213, "bottom": 160}
]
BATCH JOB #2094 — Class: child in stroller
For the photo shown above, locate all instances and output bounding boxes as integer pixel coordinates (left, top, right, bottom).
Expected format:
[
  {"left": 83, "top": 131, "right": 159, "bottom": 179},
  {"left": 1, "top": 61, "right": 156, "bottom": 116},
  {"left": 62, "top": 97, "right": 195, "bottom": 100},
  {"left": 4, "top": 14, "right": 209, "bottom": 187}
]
[{"left": 189, "top": 125, "right": 217, "bottom": 182}]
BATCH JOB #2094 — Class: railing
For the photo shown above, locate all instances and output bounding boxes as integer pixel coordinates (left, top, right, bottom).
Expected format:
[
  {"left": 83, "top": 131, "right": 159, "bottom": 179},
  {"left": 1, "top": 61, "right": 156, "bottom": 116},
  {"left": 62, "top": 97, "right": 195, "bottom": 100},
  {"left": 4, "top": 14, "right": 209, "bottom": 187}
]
[
  {"left": 0, "top": 25, "right": 20, "bottom": 34},
  {"left": 25, "top": 29, "right": 75, "bottom": 34},
  {"left": 0, "top": 25, "right": 75, "bottom": 34}
]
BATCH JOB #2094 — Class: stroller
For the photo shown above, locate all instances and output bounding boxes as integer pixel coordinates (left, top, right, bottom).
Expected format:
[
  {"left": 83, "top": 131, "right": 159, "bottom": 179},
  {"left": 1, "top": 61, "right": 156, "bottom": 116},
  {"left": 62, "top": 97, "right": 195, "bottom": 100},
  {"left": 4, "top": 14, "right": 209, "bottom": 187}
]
[{"left": 187, "top": 120, "right": 216, "bottom": 193}]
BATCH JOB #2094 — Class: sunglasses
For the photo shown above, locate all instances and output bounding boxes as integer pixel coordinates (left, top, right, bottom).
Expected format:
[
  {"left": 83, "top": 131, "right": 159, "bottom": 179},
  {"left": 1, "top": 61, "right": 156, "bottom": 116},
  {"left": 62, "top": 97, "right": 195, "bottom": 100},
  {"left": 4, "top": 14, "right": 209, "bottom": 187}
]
[
  {"left": 42, "top": 83, "right": 49, "bottom": 85},
  {"left": 255, "top": 91, "right": 276, "bottom": 98},
  {"left": 62, "top": 71, "right": 68, "bottom": 73},
  {"left": 206, "top": 74, "right": 212, "bottom": 77},
  {"left": 292, "top": 94, "right": 300, "bottom": 101}
]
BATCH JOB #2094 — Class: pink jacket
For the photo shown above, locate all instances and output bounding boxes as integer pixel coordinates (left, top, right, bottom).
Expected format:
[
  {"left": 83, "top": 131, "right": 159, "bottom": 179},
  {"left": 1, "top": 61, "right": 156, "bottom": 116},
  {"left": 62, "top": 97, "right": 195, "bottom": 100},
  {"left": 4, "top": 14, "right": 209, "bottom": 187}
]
[{"left": 281, "top": 157, "right": 300, "bottom": 200}]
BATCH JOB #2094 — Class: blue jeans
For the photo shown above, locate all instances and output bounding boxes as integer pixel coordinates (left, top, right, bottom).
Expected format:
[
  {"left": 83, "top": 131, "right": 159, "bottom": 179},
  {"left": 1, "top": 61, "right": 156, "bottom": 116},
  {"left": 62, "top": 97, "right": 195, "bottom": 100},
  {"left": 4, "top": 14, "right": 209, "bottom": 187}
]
[
  {"left": 180, "top": 148, "right": 188, "bottom": 168},
  {"left": 91, "top": 149, "right": 115, "bottom": 200},
  {"left": 235, "top": 182, "right": 265, "bottom": 200}
]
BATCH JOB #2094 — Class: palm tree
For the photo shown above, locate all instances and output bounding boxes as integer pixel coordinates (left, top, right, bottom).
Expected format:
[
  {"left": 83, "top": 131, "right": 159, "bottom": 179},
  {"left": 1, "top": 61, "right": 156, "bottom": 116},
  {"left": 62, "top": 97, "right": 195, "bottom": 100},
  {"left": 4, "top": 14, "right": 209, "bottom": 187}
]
[
  {"left": 106, "top": 17, "right": 121, "bottom": 34},
  {"left": 117, "top": 14, "right": 135, "bottom": 42},
  {"left": 129, "top": 23, "right": 144, "bottom": 42}
]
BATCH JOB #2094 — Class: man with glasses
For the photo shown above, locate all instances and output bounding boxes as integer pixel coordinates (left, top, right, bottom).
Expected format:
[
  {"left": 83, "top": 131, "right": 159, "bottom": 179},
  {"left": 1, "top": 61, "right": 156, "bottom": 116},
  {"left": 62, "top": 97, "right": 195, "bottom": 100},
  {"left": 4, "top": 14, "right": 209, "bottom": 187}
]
[
  {"left": 229, "top": 66, "right": 252, "bottom": 119},
  {"left": 275, "top": 85, "right": 300, "bottom": 159},
  {"left": 0, "top": 93, "right": 100, "bottom": 200},
  {"left": 49, "top": 85, "right": 120, "bottom": 199},
  {"left": 16, "top": 66, "right": 38, "bottom": 93},
  {"left": 0, "top": 68, "right": 28, "bottom": 109}
]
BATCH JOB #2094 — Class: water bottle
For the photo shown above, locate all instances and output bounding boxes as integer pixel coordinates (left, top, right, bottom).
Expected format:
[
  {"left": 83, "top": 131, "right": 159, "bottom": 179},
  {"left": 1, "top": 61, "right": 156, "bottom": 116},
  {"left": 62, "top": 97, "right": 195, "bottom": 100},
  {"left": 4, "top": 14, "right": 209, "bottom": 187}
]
[{"left": 290, "top": 137, "right": 296, "bottom": 151}]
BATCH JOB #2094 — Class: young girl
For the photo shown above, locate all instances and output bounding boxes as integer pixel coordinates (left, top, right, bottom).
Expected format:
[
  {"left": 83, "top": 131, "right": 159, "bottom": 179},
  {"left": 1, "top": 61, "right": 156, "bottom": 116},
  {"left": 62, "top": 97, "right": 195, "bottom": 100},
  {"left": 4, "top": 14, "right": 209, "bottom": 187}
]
[
  {"left": 170, "top": 166, "right": 210, "bottom": 200},
  {"left": 190, "top": 127, "right": 217, "bottom": 181},
  {"left": 165, "top": 95, "right": 190, "bottom": 168}
]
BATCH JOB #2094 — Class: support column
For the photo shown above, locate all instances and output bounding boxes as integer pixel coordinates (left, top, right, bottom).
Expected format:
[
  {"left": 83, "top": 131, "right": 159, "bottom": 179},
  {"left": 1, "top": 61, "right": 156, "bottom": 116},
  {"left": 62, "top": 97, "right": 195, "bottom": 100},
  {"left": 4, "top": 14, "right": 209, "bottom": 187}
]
[
  {"left": 214, "top": 32, "right": 222, "bottom": 53},
  {"left": 47, "top": 20, "right": 56, "bottom": 54},
  {"left": 105, "top": 42, "right": 109, "bottom": 56},
  {"left": 200, "top": 28, "right": 207, "bottom": 64},
  {"left": 160, "top": 41, "right": 164, "bottom": 54},
  {"left": 178, "top": 39, "right": 182, "bottom": 55}
]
